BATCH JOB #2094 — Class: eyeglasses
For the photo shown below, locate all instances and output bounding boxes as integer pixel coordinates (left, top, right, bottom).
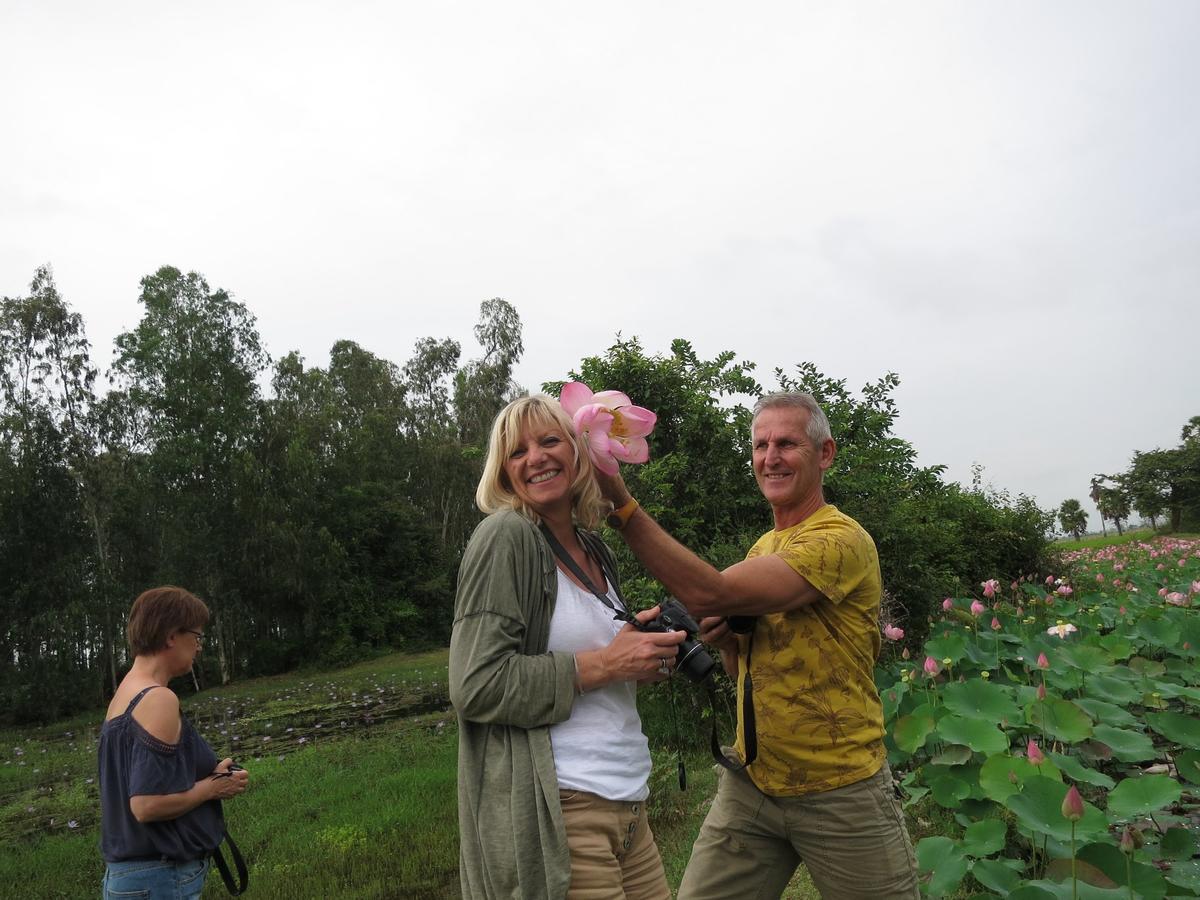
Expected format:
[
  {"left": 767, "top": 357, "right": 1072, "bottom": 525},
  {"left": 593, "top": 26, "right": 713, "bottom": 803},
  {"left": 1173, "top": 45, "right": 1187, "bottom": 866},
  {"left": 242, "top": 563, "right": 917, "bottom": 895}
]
[{"left": 183, "top": 629, "right": 205, "bottom": 646}]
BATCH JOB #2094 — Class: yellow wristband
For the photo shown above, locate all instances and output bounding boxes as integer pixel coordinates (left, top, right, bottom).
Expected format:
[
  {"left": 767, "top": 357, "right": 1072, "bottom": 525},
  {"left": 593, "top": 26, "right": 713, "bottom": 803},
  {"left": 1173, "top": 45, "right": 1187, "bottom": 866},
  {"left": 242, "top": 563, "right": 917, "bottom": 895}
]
[{"left": 605, "top": 498, "right": 639, "bottom": 530}]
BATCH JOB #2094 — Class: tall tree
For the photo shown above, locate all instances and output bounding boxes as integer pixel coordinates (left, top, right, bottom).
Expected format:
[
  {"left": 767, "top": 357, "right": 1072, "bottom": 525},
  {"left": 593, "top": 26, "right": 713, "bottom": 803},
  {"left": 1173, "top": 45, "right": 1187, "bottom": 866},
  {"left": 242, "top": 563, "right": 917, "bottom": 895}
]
[
  {"left": 1057, "top": 498, "right": 1088, "bottom": 540},
  {"left": 109, "top": 266, "right": 269, "bottom": 683}
]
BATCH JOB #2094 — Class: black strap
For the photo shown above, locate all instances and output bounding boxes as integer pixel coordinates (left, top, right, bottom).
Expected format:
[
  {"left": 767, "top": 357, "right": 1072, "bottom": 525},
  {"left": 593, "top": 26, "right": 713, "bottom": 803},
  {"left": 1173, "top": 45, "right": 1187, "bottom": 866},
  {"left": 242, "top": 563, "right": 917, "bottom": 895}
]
[
  {"left": 710, "top": 632, "right": 757, "bottom": 772},
  {"left": 540, "top": 524, "right": 757, "bottom": 773},
  {"left": 123, "top": 685, "right": 162, "bottom": 716},
  {"left": 538, "top": 525, "right": 632, "bottom": 622},
  {"left": 211, "top": 830, "right": 248, "bottom": 895}
]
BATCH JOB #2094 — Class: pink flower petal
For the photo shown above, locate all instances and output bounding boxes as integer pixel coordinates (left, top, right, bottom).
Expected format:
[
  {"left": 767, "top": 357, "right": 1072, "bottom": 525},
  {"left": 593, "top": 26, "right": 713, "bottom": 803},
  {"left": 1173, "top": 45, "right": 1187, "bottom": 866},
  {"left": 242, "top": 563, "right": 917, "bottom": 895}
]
[
  {"left": 615, "top": 405, "right": 657, "bottom": 437},
  {"left": 609, "top": 436, "right": 650, "bottom": 464},
  {"left": 592, "top": 389, "right": 632, "bottom": 409},
  {"left": 559, "top": 382, "right": 594, "bottom": 417},
  {"left": 573, "top": 405, "right": 613, "bottom": 434}
]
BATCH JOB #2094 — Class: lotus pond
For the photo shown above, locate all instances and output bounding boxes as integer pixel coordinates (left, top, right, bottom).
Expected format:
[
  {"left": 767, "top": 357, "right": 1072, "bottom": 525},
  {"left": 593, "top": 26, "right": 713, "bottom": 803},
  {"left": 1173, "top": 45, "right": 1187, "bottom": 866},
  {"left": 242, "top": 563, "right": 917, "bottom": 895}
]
[{"left": 882, "top": 537, "right": 1200, "bottom": 898}]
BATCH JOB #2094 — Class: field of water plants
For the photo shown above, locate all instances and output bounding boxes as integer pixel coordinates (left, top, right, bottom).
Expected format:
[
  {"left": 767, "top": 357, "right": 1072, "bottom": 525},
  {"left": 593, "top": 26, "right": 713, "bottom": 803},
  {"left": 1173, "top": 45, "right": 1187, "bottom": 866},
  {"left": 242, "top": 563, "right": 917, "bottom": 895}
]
[
  {"left": 2, "top": 536, "right": 1197, "bottom": 898},
  {"left": 885, "top": 536, "right": 1200, "bottom": 898}
]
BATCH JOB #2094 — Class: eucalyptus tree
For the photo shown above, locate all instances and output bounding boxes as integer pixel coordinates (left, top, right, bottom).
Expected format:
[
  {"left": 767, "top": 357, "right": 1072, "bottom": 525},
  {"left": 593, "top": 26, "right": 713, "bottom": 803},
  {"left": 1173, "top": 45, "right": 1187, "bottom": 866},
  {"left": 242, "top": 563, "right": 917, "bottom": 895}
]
[
  {"left": 0, "top": 266, "right": 110, "bottom": 718},
  {"left": 109, "top": 266, "right": 269, "bottom": 683}
]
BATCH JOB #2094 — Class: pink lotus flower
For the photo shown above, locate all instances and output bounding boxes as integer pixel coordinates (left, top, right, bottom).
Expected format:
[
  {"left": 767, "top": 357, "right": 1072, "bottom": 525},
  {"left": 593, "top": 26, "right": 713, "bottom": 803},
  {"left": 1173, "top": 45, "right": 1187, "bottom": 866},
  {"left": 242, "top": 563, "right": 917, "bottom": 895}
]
[
  {"left": 1061, "top": 785, "right": 1084, "bottom": 821},
  {"left": 1037, "top": 652, "right": 1050, "bottom": 669},
  {"left": 1027, "top": 740, "right": 1045, "bottom": 765},
  {"left": 923, "top": 656, "right": 940, "bottom": 677},
  {"left": 942, "top": 598, "right": 954, "bottom": 612},
  {"left": 1191, "top": 581, "right": 1200, "bottom": 595},
  {"left": 1166, "top": 592, "right": 1188, "bottom": 606},
  {"left": 970, "top": 599, "right": 986, "bottom": 617},
  {"left": 982, "top": 579, "right": 999, "bottom": 599},
  {"left": 1046, "top": 575, "right": 1056, "bottom": 585},
  {"left": 560, "top": 382, "right": 657, "bottom": 476},
  {"left": 883, "top": 624, "right": 904, "bottom": 641},
  {"left": 1114, "top": 563, "right": 1125, "bottom": 572},
  {"left": 991, "top": 617, "right": 1002, "bottom": 631},
  {"left": 1037, "top": 682, "right": 1047, "bottom": 701},
  {"left": 1119, "top": 606, "right": 1127, "bottom": 616},
  {"left": 1056, "top": 585, "right": 1073, "bottom": 596}
]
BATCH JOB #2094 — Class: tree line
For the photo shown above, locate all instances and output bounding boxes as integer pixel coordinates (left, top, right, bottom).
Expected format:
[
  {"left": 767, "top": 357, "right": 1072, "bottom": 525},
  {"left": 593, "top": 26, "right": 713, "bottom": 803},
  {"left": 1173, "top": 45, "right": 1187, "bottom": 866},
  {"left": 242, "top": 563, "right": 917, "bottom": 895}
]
[
  {"left": 1, "top": 264, "right": 1052, "bottom": 725},
  {"left": 1056, "top": 420, "right": 1199, "bottom": 539}
]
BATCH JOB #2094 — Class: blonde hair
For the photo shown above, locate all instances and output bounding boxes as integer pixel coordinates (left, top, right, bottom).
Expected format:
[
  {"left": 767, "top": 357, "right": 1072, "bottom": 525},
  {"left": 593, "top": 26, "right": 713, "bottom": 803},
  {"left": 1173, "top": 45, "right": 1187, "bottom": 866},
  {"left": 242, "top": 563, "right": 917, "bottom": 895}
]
[{"left": 476, "top": 394, "right": 606, "bottom": 530}]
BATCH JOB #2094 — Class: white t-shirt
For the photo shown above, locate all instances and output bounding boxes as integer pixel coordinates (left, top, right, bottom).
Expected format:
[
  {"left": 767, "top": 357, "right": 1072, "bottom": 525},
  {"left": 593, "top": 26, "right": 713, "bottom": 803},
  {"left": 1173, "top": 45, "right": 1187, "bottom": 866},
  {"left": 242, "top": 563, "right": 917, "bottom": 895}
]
[{"left": 546, "top": 569, "right": 652, "bottom": 801}]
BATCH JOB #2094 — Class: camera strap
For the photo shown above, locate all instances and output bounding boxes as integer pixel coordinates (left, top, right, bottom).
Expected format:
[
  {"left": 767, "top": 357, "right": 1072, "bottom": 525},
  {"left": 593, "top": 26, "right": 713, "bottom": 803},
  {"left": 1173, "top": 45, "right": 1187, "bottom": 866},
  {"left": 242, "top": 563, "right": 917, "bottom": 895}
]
[
  {"left": 538, "top": 524, "right": 757, "bottom": 775},
  {"left": 710, "top": 635, "right": 757, "bottom": 773},
  {"left": 538, "top": 525, "right": 633, "bottom": 622}
]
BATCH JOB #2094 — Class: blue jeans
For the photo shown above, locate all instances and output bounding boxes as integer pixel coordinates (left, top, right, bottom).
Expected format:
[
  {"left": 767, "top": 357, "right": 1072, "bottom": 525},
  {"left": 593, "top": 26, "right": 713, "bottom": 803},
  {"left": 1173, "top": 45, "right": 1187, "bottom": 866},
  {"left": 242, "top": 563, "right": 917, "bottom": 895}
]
[{"left": 102, "top": 858, "right": 210, "bottom": 900}]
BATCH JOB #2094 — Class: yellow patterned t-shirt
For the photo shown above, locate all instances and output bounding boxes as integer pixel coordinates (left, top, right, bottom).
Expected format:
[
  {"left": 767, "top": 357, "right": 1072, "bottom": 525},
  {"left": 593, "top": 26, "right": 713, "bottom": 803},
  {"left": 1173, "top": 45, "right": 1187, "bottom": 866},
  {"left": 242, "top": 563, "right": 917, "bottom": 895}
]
[{"left": 731, "top": 504, "right": 886, "bottom": 796}]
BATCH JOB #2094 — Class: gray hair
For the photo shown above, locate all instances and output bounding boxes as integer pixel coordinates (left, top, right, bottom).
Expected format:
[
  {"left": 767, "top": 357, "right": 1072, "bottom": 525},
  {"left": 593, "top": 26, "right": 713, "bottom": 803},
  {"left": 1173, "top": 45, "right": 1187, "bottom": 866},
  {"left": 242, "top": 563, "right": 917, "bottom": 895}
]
[{"left": 751, "top": 392, "right": 832, "bottom": 446}]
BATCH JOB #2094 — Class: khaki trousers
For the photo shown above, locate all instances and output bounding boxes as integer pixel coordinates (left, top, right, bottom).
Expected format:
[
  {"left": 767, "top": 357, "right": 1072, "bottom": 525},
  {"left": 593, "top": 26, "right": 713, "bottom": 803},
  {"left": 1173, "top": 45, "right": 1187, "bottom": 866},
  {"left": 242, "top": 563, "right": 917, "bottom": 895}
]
[
  {"left": 559, "top": 790, "right": 671, "bottom": 900},
  {"left": 677, "top": 763, "right": 919, "bottom": 900}
]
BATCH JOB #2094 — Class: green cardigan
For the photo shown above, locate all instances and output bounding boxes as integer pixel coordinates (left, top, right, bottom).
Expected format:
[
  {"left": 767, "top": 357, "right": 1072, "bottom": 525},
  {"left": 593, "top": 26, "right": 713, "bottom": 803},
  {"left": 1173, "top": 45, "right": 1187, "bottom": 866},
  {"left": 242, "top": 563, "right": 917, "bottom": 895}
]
[{"left": 449, "top": 510, "right": 620, "bottom": 900}]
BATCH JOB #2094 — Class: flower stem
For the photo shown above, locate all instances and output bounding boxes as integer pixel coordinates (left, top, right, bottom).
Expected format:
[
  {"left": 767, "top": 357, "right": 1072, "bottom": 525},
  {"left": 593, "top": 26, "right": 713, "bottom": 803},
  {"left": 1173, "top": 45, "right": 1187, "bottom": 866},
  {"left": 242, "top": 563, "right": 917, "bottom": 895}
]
[{"left": 1071, "top": 821, "right": 1078, "bottom": 900}]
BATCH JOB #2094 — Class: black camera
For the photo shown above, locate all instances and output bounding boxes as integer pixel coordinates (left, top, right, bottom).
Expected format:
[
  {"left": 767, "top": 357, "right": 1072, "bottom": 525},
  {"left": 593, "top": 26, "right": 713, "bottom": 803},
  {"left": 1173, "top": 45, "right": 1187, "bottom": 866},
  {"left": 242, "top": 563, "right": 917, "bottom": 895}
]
[{"left": 636, "top": 599, "right": 716, "bottom": 682}]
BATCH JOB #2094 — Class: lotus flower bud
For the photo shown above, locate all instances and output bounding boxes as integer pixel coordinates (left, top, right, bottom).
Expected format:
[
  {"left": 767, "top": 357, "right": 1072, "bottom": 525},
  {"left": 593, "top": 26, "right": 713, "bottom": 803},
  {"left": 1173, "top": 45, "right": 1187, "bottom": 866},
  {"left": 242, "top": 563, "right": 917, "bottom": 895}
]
[
  {"left": 1037, "top": 653, "right": 1050, "bottom": 670},
  {"left": 923, "top": 656, "right": 939, "bottom": 677},
  {"left": 970, "top": 599, "right": 986, "bottom": 616},
  {"left": 1061, "top": 785, "right": 1084, "bottom": 821},
  {"left": 1037, "top": 683, "right": 1046, "bottom": 701},
  {"left": 991, "top": 617, "right": 1001, "bottom": 631},
  {"left": 942, "top": 598, "right": 953, "bottom": 612},
  {"left": 1027, "top": 740, "right": 1045, "bottom": 765}
]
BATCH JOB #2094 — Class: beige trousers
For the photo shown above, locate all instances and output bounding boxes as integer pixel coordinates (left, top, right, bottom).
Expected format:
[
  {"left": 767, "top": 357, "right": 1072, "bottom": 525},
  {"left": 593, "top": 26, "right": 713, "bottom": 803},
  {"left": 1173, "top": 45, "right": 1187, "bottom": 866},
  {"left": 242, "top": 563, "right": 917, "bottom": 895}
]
[
  {"left": 677, "top": 763, "right": 919, "bottom": 900},
  {"left": 559, "top": 789, "right": 671, "bottom": 900}
]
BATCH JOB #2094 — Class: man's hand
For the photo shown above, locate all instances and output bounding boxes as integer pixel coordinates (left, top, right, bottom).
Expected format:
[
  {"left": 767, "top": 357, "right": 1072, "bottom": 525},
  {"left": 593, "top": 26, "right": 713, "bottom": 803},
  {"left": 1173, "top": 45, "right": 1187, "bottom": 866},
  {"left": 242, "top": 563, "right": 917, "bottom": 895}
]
[
  {"left": 697, "top": 616, "right": 737, "bottom": 655},
  {"left": 594, "top": 467, "right": 632, "bottom": 507}
]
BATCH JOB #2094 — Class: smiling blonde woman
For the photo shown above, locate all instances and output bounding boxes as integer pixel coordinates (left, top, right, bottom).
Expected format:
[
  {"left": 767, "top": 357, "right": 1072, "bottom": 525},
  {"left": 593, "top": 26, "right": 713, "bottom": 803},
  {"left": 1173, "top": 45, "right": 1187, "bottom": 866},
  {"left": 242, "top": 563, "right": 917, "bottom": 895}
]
[{"left": 450, "top": 394, "right": 685, "bottom": 899}]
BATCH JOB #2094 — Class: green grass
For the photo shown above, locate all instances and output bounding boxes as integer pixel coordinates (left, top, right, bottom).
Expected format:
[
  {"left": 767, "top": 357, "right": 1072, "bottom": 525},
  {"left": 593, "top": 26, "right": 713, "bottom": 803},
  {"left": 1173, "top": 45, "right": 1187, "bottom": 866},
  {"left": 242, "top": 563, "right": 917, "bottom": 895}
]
[
  {"left": 0, "top": 649, "right": 827, "bottom": 898},
  {"left": 1050, "top": 527, "right": 1196, "bottom": 552}
]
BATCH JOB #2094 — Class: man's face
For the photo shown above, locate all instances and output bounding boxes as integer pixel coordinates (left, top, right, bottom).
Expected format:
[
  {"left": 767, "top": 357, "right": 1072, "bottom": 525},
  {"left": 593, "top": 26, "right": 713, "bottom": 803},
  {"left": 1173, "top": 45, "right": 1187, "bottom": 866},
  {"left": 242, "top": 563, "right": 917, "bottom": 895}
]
[{"left": 751, "top": 406, "right": 835, "bottom": 510}]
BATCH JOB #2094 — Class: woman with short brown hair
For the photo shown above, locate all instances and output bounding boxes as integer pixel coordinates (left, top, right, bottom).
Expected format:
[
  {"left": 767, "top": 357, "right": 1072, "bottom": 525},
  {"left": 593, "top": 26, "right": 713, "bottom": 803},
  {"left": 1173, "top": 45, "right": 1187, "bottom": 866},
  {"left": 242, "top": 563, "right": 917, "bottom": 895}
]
[{"left": 99, "top": 587, "right": 249, "bottom": 899}]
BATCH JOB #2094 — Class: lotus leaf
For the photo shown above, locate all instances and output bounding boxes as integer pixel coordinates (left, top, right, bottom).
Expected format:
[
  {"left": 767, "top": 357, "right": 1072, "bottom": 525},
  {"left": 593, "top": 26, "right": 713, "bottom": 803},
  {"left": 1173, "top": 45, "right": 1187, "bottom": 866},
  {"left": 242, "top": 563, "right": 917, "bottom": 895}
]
[
  {"left": 1026, "top": 698, "right": 1094, "bottom": 742},
  {"left": 959, "top": 818, "right": 1006, "bottom": 857},
  {"left": 1092, "top": 724, "right": 1157, "bottom": 762},
  {"left": 1047, "top": 752, "right": 1115, "bottom": 789},
  {"left": 936, "top": 714, "right": 1009, "bottom": 754},
  {"left": 1076, "top": 842, "right": 1169, "bottom": 900},
  {"left": 1137, "top": 617, "right": 1180, "bottom": 648},
  {"left": 915, "top": 835, "right": 968, "bottom": 898},
  {"left": 893, "top": 710, "right": 936, "bottom": 753},
  {"left": 942, "top": 679, "right": 1021, "bottom": 723},
  {"left": 1083, "top": 675, "right": 1138, "bottom": 704},
  {"left": 1064, "top": 645, "right": 1113, "bottom": 672},
  {"left": 1005, "top": 775, "right": 1108, "bottom": 843},
  {"left": 1145, "top": 711, "right": 1200, "bottom": 749},
  {"left": 925, "top": 632, "right": 968, "bottom": 662},
  {"left": 1159, "top": 826, "right": 1196, "bottom": 860},
  {"left": 979, "top": 753, "right": 1058, "bottom": 803},
  {"left": 1175, "top": 749, "right": 1200, "bottom": 786},
  {"left": 929, "top": 773, "right": 970, "bottom": 808},
  {"left": 1105, "top": 774, "right": 1182, "bottom": 820},
  {"left": 970, "top": 857, "right": 1023, "bottom": 894},
  {"left": 1074, "top": 698, "right": 1137, "bottom": 728}
]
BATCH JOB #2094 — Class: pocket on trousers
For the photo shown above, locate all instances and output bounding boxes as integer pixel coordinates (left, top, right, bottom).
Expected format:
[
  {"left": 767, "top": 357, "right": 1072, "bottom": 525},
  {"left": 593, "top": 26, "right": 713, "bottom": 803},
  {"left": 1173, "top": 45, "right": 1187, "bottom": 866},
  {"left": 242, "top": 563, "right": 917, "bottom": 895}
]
[{"left": 178, "top": 858, "right": 209, "bottom": 887}]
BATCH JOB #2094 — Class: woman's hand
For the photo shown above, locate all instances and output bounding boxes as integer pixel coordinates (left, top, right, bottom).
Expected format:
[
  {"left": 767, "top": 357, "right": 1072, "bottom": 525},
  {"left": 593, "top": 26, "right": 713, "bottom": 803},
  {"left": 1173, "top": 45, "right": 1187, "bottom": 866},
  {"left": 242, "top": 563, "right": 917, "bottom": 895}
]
[
  {"left": 208, "top": 758, "right": 250, "bottom": 801},
  {"left": 576, "top": 606, "right": 687, "bottom": 690}
]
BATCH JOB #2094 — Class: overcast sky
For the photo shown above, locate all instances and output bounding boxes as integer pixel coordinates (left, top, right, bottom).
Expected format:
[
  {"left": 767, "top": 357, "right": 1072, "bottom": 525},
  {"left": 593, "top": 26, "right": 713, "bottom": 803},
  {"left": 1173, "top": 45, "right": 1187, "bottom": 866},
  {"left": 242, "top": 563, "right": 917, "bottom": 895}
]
[{"left": 3, "top": 1, "right": 1197, "bottom": 528}]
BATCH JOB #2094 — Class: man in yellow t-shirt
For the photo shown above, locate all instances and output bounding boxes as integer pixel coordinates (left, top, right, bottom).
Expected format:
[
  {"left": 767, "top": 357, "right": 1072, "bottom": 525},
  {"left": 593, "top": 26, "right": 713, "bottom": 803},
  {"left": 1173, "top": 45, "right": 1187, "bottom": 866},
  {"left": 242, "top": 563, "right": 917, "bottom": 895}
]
[{"left": 600, "top": 392, "right": 918, "bottom": 899}]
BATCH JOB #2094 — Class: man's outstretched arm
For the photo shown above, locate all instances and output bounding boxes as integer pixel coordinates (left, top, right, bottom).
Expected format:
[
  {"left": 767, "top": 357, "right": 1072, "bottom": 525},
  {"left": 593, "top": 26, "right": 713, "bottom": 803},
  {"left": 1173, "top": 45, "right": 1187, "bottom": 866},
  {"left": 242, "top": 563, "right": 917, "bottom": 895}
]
[{"left": 602, "top": 476, "right": 824, "bottom": 618}]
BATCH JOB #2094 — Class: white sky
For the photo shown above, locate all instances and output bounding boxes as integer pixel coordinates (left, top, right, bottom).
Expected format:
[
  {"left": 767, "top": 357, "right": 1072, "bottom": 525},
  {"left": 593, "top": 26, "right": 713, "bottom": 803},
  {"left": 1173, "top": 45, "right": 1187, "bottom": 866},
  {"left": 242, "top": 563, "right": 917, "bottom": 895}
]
[{"left": 3, "top": 1, "right": 1197, "bottom": 528}]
